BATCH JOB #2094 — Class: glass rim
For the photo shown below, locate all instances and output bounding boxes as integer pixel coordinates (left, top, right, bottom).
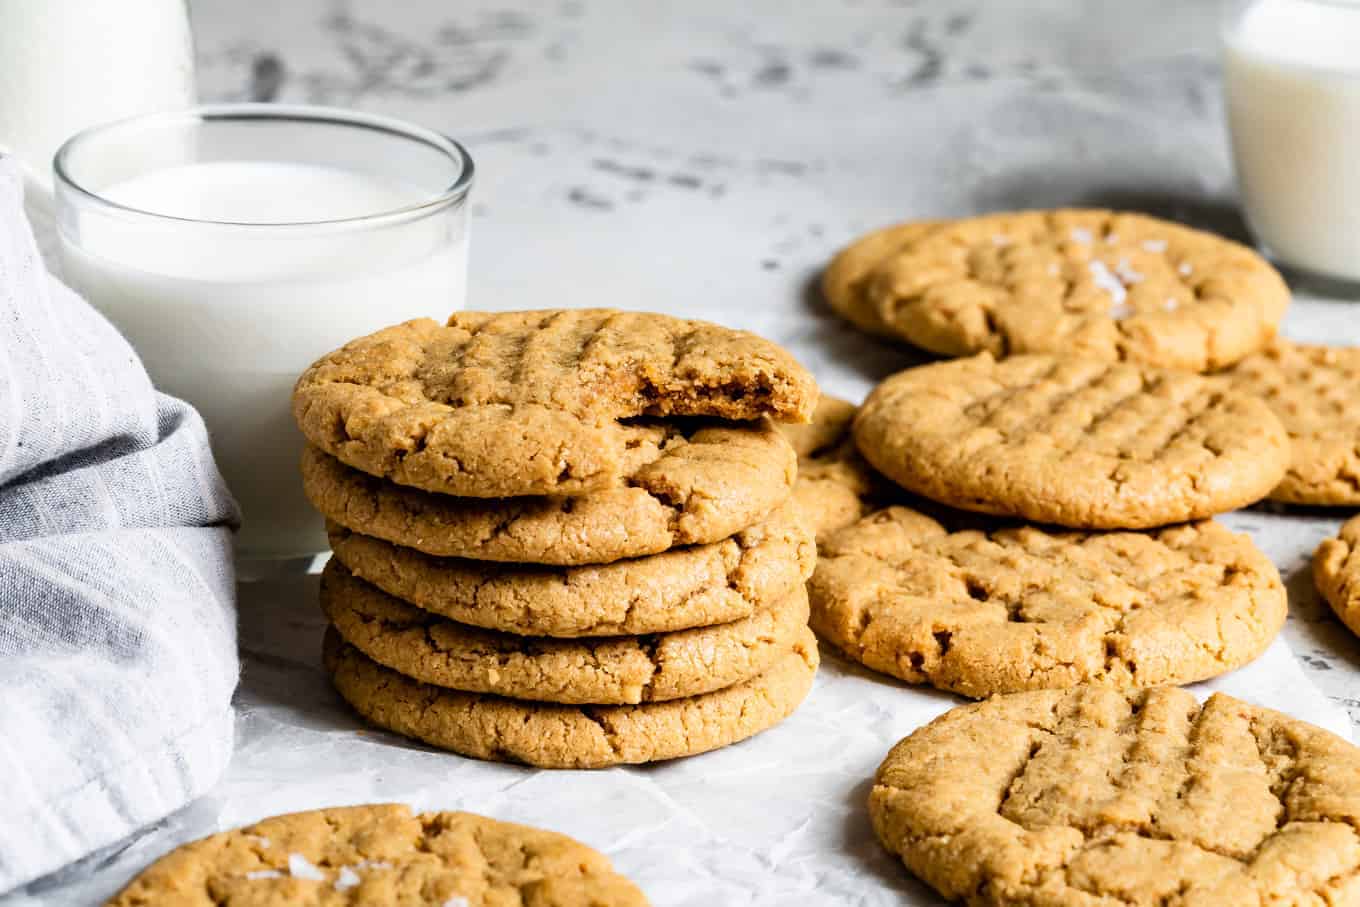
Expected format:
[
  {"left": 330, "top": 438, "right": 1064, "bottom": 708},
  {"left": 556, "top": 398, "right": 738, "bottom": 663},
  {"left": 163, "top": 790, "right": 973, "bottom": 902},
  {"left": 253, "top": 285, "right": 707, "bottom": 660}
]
[{"left": 53, "top": 103, "right": 475, "bottom": 230}]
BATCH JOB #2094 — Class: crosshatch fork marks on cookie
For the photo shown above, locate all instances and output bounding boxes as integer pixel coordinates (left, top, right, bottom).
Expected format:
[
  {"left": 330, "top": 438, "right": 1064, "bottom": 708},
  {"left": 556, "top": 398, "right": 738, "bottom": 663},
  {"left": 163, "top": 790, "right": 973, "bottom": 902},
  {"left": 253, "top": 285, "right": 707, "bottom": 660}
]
[
  {"left": 292, "top": 309, "right": 818, "bottom": 498},
  {"left": 810, "top": 508, "right": 1286, "bottom": 697},
  {"left": 853, "top": 353, "right": 1290, "bottom": 529},
  {"left": 857, "top": 209, "right": 1289, "bottom": 372},
  {"left": 870, "top": 685, "right": 1360, "bottom": 905}
]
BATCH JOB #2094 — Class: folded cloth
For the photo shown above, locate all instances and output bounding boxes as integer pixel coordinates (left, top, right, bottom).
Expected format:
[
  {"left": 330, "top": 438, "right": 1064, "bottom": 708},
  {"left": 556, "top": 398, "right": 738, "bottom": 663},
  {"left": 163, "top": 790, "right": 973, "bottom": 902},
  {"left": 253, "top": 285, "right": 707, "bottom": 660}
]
[{"left": 0, "top": 158, "right": 239, "bottom": 893}]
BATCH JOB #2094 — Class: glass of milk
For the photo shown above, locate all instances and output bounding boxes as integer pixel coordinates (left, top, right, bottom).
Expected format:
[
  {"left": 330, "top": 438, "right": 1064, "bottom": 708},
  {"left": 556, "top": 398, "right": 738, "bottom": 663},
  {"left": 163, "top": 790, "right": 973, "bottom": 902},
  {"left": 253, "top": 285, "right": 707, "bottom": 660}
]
[
  {"left": 54, "top": 105, "right": 473, "bottom": 561},
  {"left": 1223, "top": 0, "right": 1360, "bottom": 288}
]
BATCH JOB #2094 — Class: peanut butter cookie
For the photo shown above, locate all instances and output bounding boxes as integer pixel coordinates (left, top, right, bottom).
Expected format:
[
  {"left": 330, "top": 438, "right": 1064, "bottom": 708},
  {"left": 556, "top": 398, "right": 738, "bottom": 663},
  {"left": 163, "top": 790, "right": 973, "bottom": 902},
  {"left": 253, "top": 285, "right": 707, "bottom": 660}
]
[
  {"left": 107, "top": 803, "right": 646, "bottom": 906},
  {"left": 1315, "top": 514, "right": 1360, "bottom": 640},
  {"left": 870, "top": 685, "right": 1360, "bottom": 905},
  {"left": 811, "top": 508, "right": 1285, "bottom": 697},
  {"left": 320, "top": 560, "right": 810, "bottom": 704},
  {"left": 293, "top": 310, "right": 817, "bottom": 497},
  {"left": 859, "top": 209, "right": 1288, "bottom": 372},
  {"left": 1223, "top": 340, "right": 1360, "bottom": 505},
  {"left": 323, "top": 627, "right": 818, "bottom": 769},
  {"left": 781, "top": 396, "right": 888, "bottom": 542},
  {"left": 326, "top": 505, "right": 811, "bottom": 638},
  {"left": 854, "top": 354, "right": 1290, "bottom": 529},
  {"left": 821, "top": 221, "right": 941, "bottom": 338},
  {"left": 301, "top": 416, "right": 795, "bottom": 565}
]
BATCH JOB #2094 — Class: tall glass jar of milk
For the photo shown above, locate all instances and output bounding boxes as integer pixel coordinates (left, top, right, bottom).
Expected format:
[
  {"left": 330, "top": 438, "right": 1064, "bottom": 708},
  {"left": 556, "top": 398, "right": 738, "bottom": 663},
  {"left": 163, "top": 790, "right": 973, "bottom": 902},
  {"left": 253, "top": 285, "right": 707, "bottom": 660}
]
[
  {"left": 1223, "top": 0, "right": 1360, "bottom": 288},
  {"left": 54, "top": 106, "right": 473, "bottom": 562}
]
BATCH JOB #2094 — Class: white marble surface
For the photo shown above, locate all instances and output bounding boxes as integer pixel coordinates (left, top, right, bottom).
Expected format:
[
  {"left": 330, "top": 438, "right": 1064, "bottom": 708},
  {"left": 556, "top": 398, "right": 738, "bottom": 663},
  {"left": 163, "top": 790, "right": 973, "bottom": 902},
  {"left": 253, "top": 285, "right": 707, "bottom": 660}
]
[{"left": 11, "top": 0, "right": 1360, "bottom": 903}]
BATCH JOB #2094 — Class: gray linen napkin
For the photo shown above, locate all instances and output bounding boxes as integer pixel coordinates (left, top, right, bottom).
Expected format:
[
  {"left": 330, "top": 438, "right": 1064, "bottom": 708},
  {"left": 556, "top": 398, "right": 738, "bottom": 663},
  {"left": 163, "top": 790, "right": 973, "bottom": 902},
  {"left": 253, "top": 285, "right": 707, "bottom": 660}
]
[{"left": 0, "top": 158, "right": 239, "bottom": 893}]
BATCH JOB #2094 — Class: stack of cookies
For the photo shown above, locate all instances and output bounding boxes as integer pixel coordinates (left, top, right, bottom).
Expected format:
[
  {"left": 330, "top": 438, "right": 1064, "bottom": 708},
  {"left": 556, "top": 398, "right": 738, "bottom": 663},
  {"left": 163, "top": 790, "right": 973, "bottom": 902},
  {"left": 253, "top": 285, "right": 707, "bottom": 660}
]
[{"left": 292, "top": 309, "right": 822, "bottom": 769}]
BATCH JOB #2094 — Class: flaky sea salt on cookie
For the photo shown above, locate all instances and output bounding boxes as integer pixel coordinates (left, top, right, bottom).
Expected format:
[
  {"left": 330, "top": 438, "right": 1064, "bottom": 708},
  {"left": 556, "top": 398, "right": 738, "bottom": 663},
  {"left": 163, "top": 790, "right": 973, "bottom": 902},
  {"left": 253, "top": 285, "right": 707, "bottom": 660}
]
[
  {"left": 857, "top": 208, "right": 1288, "bottom": 372},
  {"left": 107, "top": 803, "right": 647, "bottom": 906},
  {"left": 854, "top": 353, "right": 1290, "bottom": 529},
  {"left": 293, "top": 309, "right": 818, "bottom": 498},
  {"left": 870, "top": 685, "right": 1360, "bottom": 906}
]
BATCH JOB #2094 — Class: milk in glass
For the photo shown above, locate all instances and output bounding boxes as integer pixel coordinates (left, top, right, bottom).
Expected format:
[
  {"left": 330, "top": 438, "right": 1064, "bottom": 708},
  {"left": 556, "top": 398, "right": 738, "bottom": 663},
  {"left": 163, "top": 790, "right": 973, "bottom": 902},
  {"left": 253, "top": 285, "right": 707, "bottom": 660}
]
[
  {"left": 1224, "top": 0, "right": 1360, "bottom": 283},
  {"left": 60, "top": 160, "right": 468, "bottom": 558}
]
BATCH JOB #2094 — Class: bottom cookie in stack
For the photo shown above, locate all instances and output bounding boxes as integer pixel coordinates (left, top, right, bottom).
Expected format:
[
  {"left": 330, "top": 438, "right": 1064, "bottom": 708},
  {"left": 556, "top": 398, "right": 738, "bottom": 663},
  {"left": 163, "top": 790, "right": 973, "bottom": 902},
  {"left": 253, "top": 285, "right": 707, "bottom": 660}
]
[{"left": 324, "top": 629, "right": 818, "bottom": 770}]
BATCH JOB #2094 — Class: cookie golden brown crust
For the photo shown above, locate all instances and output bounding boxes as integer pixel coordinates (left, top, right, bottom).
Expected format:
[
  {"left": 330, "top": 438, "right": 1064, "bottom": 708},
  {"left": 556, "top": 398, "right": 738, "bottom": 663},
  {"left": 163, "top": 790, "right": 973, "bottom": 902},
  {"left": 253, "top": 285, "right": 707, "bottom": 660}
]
[
  {"left": 301, "top": 419, "right": 796, "bottom": 565},
  {"left": 293, "top": 310, "right": 818, "bottom": 497},
  {"left": 321, "top": 560, "right": 811, "bottom": 704},
  {"left": 781, "top": 396, "right": 889, "bottom": 543},
  {"left": 780, "top": 394, "right": 859, "bottom": 459},
  {"left": 854, "top": 354, "right": 1290, "bottom": 529},
  {"left": 859, "top": 209, "right": 1288, "bottom": 372},
  {"left": 870, "top": 685, "right": 1360, "bottom": 906},
  {"left": 1315, "top": 514, "right": 1360, "bottom": 639},
  {"left": 323, "top": 627, "right": 818, "bottom": 769},
  {"left": 821, "top": 221, "right": 942, "bottom": 339},
  {"left": 1223, "top": 341, "right": 1360, "bottom": 505},
  {"left": 811, "top": 508, "right": 1285, "bottom": 697},
  {"left": 106, "top": 804, "right": 647, "bottom": 906},
  {"left": 327, "top": 505, "right": 812, "bottom": 638}
]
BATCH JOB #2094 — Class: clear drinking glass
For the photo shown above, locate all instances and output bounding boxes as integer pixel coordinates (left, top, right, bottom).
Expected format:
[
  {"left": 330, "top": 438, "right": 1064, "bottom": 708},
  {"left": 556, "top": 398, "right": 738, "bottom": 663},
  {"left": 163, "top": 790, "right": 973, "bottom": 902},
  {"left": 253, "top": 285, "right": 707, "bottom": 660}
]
[
  {"left": 54, "top": 105, "right": 474, "bottom": 561},
  {"left": 1222, "top": 0, "right": 1360, "bottom": 290}
]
